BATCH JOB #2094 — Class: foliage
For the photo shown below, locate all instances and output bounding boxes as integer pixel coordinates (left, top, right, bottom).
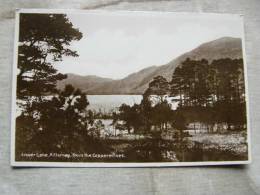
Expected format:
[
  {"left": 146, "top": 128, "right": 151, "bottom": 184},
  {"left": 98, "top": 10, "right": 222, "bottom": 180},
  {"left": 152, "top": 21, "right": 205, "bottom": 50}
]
[
  {"left": 117, "top": 103, "right": 144, "bottom": 134},
  {"left": 116, "top": 57, "right": 246, "bottom": 137},
  {"left": 17, "top": 13, "right": 82, "bottom": 98},
  {"left": 16, "top": 85, "right": 101, "bottom": 154},
  {"left": 144, "top": 75, "right": 169, "bottom": 102},
  {"left": 170, "top": 58, "right": 246, "bottom": 130},
  {"left": 15, "top": 14, "right": 108, "bottom": 159}
]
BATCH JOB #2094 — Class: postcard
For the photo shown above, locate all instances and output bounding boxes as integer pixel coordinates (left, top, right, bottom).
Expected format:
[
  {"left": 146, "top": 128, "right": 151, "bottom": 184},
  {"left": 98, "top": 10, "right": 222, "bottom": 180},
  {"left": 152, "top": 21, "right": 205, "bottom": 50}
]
[{"left": 11, "top": 9, "right": 251, "bottom": 167}]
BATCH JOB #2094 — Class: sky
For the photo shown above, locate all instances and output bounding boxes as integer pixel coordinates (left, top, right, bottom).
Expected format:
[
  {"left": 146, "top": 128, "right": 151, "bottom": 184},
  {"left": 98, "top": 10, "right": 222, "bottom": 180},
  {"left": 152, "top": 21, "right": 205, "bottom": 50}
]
[{"left": 54, "top": 11, "right": 243, "bottom": 79}]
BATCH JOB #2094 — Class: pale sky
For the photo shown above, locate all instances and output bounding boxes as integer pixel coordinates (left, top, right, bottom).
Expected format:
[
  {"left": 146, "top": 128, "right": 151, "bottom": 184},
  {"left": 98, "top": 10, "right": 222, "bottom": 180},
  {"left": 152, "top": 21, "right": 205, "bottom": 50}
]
[{"left": 54, "top": 11, "right": 243, "bottom": 79}]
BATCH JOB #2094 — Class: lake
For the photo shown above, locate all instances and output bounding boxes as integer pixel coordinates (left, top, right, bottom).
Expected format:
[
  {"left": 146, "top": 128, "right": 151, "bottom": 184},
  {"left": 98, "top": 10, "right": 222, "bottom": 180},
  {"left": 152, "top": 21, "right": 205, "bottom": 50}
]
[
  {"left": 16, "top": 95, "right": 179, "bottom": 116},
  {"left": 87, "top": 95, "right": 179, "bottom": 113},
  {"left": 87, "top": 95, "right": 143, "bottom": 113}
]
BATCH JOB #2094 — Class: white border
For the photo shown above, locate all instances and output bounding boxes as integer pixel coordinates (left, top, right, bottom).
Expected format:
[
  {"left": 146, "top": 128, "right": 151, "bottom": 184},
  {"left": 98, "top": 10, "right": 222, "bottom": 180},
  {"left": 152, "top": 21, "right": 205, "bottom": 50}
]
[
  {"left": 11, "top": 9, "right": 252, "bottom": 167},
  {"left": 241, "top": 15, "right": 252, "bottom": 164}
]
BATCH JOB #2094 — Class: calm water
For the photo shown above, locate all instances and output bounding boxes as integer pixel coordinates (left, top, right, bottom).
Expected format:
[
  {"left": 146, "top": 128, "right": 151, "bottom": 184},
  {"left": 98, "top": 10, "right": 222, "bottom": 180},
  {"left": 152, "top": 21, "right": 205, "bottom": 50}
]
[
  {"left": 87, "top": 95, "right": 179, "bottom": 113},
  {"left": 87, "top": 95, "right": 143, "bottom": 112},
  {"left": 17, "top": 95, "right": 179, "bottom": 115}
]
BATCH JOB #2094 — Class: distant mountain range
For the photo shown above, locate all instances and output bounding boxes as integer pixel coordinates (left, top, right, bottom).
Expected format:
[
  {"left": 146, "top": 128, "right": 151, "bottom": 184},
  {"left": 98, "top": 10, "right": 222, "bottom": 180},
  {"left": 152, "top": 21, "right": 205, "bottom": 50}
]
[{"left": 57, "top": 37, "right": 243, "bottom": 94}]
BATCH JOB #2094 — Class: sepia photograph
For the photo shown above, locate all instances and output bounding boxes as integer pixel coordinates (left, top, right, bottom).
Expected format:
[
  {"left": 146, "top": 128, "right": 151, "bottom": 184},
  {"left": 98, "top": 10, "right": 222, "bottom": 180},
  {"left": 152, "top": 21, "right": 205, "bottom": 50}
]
[{"left": 11, "top": 9, "right": 250, "bottom": 166}]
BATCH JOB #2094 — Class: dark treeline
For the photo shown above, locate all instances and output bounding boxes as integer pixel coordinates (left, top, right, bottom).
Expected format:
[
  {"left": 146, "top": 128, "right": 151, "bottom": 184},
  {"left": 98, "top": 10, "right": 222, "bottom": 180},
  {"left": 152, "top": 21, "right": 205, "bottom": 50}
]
[
  {"left": 115, "top": 57, "right": 247, "bottom": 136},
  {"left": 170, "top": 58, "right": 246, "bottom": 130},
  {"left": 171, "top": 58, "right": 245, "bottom": 107},
  {"left": 171, "top": 58, "right": 246, "bottom": 131}
]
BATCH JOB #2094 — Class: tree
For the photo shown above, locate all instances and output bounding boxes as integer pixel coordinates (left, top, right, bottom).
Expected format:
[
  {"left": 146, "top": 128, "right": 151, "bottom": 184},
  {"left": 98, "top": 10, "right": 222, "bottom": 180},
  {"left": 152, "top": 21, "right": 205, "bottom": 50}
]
[
  {"left": 151, "top": 100, "right": 172, "bottom": 131},
  {"left": 16, "top": 84, "right": 94, "bottom": 154},
  {"left": 89, "top": 120, "right": 104, "bottom": 138},
  {"left": 118, "top": 103, "right": 144, "bottom": 134},
  {"left": 170, "top": 66, "right": 185, "bottom": 107},
  {"left": 15, "top": 14, "right": 115, "bottom": 159},
  {"left": 170, "top": 58, "right": 211, "bottom": 107},
  {"left": 168, "top": 57, "right": 246, "bottom": 132},
  {"left": 17, "top": 13, "right": 83, "bottom": 98},
  {"left": 211, "top": 58, "right": 246, "bottom": 130},
  {"left": 139, "top": 94, "right": 153, "bottom": 133},
  {"left": 118, "top": 104, "right": 132, "bottom": 134},
  {"left": 171, "top": 111, "right": 187, "bottom": 139},
  {"left": 145, "top": 76, "right": 169, "bottom": 98}
]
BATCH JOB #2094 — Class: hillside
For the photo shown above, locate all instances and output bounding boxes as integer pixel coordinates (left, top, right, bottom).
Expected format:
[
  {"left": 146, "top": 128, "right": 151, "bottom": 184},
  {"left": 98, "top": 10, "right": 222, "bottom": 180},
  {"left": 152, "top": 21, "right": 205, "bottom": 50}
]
[
  {"left": 57, "top": 37, "right": 243, "bottom": 94},
  {"left": 56, "top": 74, "right": 113, "bottom": 92}
]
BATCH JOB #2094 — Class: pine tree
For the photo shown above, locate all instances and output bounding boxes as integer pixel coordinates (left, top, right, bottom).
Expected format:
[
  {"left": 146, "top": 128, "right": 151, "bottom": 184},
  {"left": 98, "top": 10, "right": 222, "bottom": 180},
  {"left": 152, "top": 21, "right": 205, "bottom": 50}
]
[
  {"left": 144, "top": 75, "right": 169, "bottom": 103},
  {"left": 17, "top": 13, "right": 82, "bottom": 98}
]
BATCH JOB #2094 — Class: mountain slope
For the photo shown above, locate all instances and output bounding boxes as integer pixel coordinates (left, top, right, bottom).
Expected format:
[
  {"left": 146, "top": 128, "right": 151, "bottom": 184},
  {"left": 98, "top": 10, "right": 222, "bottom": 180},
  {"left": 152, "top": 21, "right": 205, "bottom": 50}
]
[
  {"left": 87, "top": 66, "right": 159, "bottom": 94},
  {"left": 56, "top": 74, "right": 113, "bottom": 92},
  {"left": 58, "top": 37, "right": 243, "bottom": 94},
  {"left": 131, "top": 36, "right": 243, "bottom": 93}
]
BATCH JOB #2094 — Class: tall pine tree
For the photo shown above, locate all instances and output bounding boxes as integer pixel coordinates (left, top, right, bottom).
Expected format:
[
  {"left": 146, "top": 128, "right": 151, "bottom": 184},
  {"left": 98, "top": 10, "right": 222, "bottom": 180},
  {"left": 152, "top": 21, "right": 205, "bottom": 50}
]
[{"left": 17, "top": 14, "right": 82, "bottom": 98}]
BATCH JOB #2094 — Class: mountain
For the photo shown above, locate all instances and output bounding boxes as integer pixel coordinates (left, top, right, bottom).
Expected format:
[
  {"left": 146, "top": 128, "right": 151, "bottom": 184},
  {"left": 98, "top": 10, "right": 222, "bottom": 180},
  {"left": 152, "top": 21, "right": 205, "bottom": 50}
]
[
  {"left": 85, "top": 66, "right": 159, "bottom": 94},
  {"left": 56, "top": 74, "right": 113, "bottom": 92},
  {"left": 148, "top": 37, "right": 243, "bottom": 80},
  {"left": 57, "top": 37, "right": 243, "bottom": 94}
]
